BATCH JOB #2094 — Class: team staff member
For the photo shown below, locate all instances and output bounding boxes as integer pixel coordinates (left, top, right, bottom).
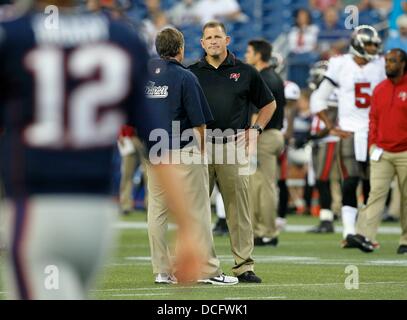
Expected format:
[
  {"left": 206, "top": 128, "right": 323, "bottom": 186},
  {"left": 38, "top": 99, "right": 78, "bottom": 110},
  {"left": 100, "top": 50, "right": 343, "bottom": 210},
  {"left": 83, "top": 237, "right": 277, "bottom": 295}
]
[
  {"left": 244, "top": 39, "right": 286, "bottom": 246},
  {"left": 146, "top": 28, "right": 238, "bottom": 285},
  {"left": 348, "top": 49, "right": 407, "bottom": 254},
  {"left": 189, "top": 21, "right": 276, "bottom": 283}
]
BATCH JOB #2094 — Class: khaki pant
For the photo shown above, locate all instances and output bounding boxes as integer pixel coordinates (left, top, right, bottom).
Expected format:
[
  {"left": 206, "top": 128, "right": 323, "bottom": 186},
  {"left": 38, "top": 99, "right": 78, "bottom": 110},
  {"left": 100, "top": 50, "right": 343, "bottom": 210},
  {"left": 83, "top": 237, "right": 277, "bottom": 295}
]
[
  {"left": 119, "top": 137, "right": 146, "bottom": 212},
  {"left": 119, "top": 153, "right": 138, "bottom": 212},
  {"left": 249, "top": 129, "right": 284, "bottom": 239},
  {"left": 146, "top": 148, "right": 221, "bottom": 278},
  {"left": 207, "top": 140, "right": 253, "bottom": 276},
  {"left": 356, "top": 149, "right": 407, "bottom": 245},
  {"left": 389, "top": 177, "right": 401, "bottom": 218}
]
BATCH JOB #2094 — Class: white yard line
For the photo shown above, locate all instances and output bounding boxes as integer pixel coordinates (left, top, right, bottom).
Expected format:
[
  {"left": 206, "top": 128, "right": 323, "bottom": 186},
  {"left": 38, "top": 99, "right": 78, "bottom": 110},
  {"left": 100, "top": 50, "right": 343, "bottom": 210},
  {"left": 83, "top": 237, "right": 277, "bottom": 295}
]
[
  {"left": 111, "top": 293, "right": 171, "bottom": 297},
  {"left": 225, "top": 296, "right": 287, "bottom": 300},
  {"left": 2, "top": 281, "right": 405, "bottom": 298},
  {"left": 114, "top": 222, "right": 401, "bottom": 235},
  {"left": 119, "top": 255, "right": 407, "bottom": 267},
  {"left": 92, "top": 281, "right": 407, "bottom": 293}
]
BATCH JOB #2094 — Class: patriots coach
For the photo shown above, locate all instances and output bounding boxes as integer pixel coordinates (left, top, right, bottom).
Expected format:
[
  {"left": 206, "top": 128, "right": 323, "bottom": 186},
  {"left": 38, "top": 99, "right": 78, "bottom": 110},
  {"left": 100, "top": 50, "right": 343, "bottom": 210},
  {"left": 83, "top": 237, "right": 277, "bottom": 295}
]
[{"left": 189, "top": 21, "right": 276, "bottom": 283}]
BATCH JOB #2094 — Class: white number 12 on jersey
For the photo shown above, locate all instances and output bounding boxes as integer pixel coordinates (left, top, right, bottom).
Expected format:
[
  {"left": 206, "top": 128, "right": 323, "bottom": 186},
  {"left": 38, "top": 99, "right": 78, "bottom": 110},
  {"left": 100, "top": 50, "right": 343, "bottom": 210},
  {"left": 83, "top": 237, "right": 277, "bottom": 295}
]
[{"left": 24, "top": 44, "right": 131, "bottom": 149}]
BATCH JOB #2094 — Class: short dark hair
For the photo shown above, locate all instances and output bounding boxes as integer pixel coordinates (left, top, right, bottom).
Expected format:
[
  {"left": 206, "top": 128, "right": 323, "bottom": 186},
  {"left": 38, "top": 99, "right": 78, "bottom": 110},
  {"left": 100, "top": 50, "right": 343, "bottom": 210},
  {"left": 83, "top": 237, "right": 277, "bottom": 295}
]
[
  {"left": 248, "top": 39, "right": 272, "bottom": 62},
  {"left": 202, "top": 20, "right": 227, "bottom": 36},
  {"left": 391, "top": 48, "right": 407, "bottom": 73},
  {"left": 155, "top": 27, "right": 184, "bottom": 58}
]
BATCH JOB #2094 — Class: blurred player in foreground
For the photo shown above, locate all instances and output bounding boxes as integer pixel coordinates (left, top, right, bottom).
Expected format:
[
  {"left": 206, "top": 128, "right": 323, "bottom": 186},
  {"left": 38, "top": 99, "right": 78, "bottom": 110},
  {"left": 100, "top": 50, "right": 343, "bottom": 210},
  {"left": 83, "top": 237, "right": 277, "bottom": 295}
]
[{"left": 0, "top": 0, "right": 203, "bottom": 299}]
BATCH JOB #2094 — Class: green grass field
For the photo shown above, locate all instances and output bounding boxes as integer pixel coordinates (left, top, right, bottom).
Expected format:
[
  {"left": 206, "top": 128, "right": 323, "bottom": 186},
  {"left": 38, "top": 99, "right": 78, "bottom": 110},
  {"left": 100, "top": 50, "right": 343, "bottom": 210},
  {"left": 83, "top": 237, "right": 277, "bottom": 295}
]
[
  {"left": 92, "top": 212, "right": 407, "bottom": 300},
  {"left": 1, "top": 212, "right": 407, "bottom": 300}
]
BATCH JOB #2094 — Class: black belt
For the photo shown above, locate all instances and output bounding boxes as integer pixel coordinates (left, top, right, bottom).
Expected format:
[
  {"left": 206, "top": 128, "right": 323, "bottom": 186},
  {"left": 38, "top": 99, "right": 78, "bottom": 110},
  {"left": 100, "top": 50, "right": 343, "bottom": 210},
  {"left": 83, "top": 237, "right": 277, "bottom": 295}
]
[{"left": 207, "top": 135, "right": 238, "bottom": 144}]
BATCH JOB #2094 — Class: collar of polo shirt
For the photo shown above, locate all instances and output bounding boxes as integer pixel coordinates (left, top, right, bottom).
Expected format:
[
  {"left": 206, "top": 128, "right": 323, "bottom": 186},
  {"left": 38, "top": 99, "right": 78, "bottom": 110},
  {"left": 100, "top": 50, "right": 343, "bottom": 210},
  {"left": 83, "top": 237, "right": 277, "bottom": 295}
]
[{"left": 198, "top": 50, "right": 236, "bottom": 69}]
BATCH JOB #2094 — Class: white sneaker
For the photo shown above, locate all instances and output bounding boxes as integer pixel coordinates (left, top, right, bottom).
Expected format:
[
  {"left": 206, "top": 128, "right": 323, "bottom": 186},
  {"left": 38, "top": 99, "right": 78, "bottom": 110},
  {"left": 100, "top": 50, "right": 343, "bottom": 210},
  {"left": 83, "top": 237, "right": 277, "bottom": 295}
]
[
  {"left": 276, "top": 217, "right": 287, "bottom": 231},
  {"left": 197, "top": 273, "right": 238, "bottom": 285},
  {"left": 155, "top": 273, "right": 177, "bottom": 284}
]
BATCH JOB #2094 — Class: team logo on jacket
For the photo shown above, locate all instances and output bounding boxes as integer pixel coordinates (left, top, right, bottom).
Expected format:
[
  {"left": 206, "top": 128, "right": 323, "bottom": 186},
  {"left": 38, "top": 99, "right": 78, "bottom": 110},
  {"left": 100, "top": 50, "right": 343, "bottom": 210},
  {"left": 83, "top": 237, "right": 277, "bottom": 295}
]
[
  {"left": 230, "top": 73, "right": 240, "bottom": 82},
  {"left": 145, "top": 81, "right": 168, "bottom": 98},
  {"left": 399, "top": 91, "right": 407, "bottom": 102}
]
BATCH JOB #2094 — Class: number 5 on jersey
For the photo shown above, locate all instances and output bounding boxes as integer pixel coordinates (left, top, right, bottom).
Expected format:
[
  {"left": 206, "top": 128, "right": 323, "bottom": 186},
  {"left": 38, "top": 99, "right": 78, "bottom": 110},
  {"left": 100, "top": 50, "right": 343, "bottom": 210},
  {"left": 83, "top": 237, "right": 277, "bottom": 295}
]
[{"left": 354, "top": 83, "right": 371, "bottom": 109}]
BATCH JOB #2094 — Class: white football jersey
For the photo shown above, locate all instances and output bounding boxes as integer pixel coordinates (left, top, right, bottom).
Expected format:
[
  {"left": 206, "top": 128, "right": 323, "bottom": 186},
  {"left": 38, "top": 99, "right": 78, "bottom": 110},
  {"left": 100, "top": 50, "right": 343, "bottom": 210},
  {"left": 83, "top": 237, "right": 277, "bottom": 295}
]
[{"left": 324, "top": 54, "right": 386, "bottom": 132}]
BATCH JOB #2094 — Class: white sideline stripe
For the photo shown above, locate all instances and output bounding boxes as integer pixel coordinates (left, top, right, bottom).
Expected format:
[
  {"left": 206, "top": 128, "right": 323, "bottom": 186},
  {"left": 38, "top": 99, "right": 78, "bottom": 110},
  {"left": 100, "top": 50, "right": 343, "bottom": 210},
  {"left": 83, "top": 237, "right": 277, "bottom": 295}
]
[
  {"left": 114, "top": 222, "right": 401, "bottom": 235},
  {"left": 3, "top": 281, "right": 407, "bottom": 299},
  {"left": 225, "top": 296, "right": 287, "bottom": 300},
  {"left": 111, "top": 293, "right": 171, "bottom": 297},
  {"left": 286, "top": 225, "right": 401, "bottom": 234},
  {"left": 1, "top": 282, "right": 404, "bottom": 297},
  {"left": 120, "top": 255, "right": 407, "bottom": 267},
  {"left": 92, "top": 281, "right": 407, "bottom": 293}
]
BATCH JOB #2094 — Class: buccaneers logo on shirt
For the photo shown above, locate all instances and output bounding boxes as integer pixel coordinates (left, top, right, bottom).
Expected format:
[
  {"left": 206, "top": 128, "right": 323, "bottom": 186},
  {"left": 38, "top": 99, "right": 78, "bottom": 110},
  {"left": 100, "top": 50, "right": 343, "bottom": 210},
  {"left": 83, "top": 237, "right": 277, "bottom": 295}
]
[
  {"left": 230, "top": 73, "right": 240, "bottom": 82},
  {"left": 399, "top": 91, "right": 407, "bottom": 102}
]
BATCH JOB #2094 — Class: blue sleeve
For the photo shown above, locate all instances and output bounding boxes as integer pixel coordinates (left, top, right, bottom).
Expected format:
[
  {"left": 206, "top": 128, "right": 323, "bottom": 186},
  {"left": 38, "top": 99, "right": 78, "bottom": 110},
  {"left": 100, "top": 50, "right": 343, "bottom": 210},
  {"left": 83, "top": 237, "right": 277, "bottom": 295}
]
[
  {"left": 120, "top": 26, "right": 162, "bottom": 151},
  {"left": 182, "top": 72, "right": 214, "bottom": 127},
  {"left": 0, "top": 25, "right": 5, "bottom": 127}
]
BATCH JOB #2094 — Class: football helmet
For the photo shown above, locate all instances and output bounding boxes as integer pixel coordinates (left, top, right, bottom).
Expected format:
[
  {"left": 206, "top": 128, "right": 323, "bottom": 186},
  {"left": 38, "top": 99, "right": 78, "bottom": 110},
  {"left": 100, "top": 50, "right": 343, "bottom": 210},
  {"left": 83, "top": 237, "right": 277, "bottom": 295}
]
[
  {"left": 270, "top": 51, "right": 285, "bottom": 74},
  {"left": 349, "top": 25, "right": 381, "bottom": 61},
  {"left": 307, "top": 60, "right": 329, "bottom": 91}
]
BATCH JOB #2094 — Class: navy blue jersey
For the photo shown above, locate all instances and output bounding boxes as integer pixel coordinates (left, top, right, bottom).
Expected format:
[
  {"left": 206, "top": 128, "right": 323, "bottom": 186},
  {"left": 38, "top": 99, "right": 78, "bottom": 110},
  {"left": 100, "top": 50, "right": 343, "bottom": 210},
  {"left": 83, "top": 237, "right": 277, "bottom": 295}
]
[
  {"left": 146, "top": 58, "right": 213, "bottom": 149},
  {"left": 0, "top": 11, "right": 155, "bottom": 197}
]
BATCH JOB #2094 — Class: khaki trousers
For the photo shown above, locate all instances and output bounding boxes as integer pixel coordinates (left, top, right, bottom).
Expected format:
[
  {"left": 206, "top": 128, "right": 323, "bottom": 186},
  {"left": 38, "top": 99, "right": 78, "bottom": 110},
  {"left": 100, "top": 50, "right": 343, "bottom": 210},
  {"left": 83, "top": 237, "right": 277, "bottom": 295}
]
[
  {"left": 146, "top": 148, "right": 221, "bottom": 278},
  {"left": 119, "top": 153, "right": 138, "bottom": 212},
  {"left": 119, "top": 137, "right": 146, "bottom": 212},
  {"left": 207, "top": 140, "right": 253, "bottom": 276},
  {"left": 389, "top": 177, "right": 401, "bottom": 218},
  {"left": 249, "top": 129, "right": 285, "bottom": 239},
  {"left": 356, "top": 149, "right": 407, "bottom": 245}
]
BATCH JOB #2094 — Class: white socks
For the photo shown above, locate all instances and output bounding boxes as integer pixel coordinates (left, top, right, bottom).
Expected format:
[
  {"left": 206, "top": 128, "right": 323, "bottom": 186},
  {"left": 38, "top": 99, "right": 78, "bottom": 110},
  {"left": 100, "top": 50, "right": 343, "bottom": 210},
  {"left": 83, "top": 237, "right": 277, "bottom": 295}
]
[
  {"left": 342, "top": 206, "right": 358, "bottom": 238},
  {"left": 320, "top": 209, "right": 334, "bottom": 222}
]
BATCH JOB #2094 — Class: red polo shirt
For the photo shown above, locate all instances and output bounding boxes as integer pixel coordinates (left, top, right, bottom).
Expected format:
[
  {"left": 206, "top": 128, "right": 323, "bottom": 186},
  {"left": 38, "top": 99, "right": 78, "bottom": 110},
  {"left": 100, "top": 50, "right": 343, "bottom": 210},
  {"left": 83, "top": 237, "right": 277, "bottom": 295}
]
[{"left": 369, "top": 73, "right": 407, "bottom": 152}]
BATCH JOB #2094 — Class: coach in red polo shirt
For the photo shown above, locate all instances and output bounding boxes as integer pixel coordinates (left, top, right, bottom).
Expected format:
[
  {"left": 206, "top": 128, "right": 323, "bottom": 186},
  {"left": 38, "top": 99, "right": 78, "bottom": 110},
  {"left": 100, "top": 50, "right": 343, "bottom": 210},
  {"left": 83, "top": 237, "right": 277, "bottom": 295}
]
[{"left": 348, "top": 48, "right": 407, "bottom": 254}]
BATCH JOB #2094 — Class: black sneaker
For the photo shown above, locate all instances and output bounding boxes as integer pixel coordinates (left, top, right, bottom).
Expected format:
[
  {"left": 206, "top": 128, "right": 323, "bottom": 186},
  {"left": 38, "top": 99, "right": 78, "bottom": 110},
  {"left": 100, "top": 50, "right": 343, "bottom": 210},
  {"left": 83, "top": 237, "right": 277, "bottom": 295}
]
[
  {"left": 382, "top": 213, "right": 399, "bottom": 223},
  {"left": 345, "top": 234, "right": 375, "bottom": 253},
  {"left": 237, "top": 271, "right": 262, "bottom": 283},
  {"left": 121, "top": 209, "right": 132, "bottom": 216},
  {"left": 254, "top": 237, "right": 278, "bottom": 246},
  {"left": 213, "top": 218, "right": 228, "bottom": 236},
  {"left": 307, "top": 220, "right": 334, "bottom": 233},
  {"left": 397, "top": 245, "right": 407, "bottom": 254}
]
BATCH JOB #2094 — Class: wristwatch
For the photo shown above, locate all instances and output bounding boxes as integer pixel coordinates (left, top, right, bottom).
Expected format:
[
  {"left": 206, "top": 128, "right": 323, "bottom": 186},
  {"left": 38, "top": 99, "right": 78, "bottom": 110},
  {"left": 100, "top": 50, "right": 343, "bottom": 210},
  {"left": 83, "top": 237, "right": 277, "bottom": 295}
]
[{"left": 250, "top": 124, "right": 263, "bottom": 135}]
